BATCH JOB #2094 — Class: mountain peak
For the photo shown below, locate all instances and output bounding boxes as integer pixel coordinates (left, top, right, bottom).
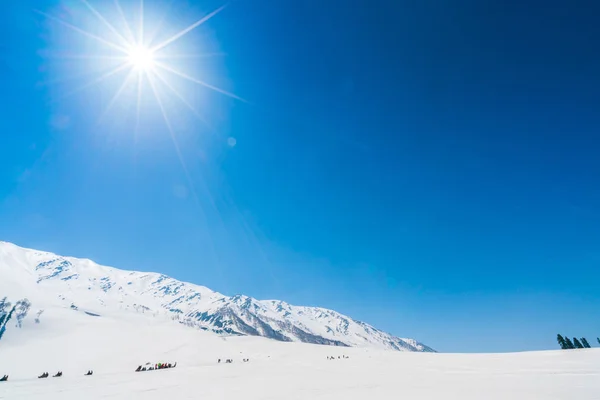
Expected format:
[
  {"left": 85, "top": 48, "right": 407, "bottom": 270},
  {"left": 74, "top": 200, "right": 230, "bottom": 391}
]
[{"left": 0, "top": 241, "right": 434, "bottom": 352}]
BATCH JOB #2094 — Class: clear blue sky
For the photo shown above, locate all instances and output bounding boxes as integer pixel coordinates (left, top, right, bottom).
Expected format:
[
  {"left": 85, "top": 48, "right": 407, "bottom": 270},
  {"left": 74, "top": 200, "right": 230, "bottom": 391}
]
[{"left": 1, "top": 0, "right": 599, "bottom": 353}]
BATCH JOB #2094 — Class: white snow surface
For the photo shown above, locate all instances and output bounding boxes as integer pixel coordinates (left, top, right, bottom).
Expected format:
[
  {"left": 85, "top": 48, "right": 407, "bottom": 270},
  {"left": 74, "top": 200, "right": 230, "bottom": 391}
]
[
  {"left": 0, "top": 242, "right": 599, "bottom": 399},
  {"left": 0, "top": 241, "right": 431, "bottom": 351},
  {"left": 0, "top": 309, "right": 598, "bottom": 399}
]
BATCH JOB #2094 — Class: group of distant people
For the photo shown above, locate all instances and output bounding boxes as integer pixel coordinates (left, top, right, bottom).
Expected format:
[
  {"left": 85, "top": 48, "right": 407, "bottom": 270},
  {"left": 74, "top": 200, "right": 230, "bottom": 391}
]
[
  {"left": 0, "top": 370, "right": 93, "bottom": 382},
  {"left": 135, "top": 362, "right": 176, "bottom": 372},
  {"left": 2, "top": 363, "right": 178, "bottom": 382},
  {"left": 0, "top": 352, "right": 352, "bottom": 384},
  {"left": 38, "top": 371, "right": 63, "bottom": 378},
  {"left": 218, "top": 358, "right": 250, "bottom": 364},
  {"left": 326, "top": 355, "right": 350, "bottom": 360}
]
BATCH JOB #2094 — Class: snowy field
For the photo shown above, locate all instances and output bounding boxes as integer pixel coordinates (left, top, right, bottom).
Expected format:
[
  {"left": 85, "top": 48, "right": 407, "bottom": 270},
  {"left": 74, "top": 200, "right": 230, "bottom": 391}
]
[
  {"left": 0, "top": 308, "right": 598, "bottom": 400},
  {"left": 1, "top": 241, "right": 598, "bottom": 399}
]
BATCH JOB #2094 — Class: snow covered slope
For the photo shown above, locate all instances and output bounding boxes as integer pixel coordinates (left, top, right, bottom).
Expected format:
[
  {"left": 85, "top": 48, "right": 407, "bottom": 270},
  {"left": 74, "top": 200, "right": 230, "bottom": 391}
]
[
  {"left": 1, "top": 242, "right": 598, "bottom": 399},
  {"left": 0, "top": 311, "right": 597, "bottom": 400},
  {"left": 0, "top": 241, "right": 432, "bottom": 352}
]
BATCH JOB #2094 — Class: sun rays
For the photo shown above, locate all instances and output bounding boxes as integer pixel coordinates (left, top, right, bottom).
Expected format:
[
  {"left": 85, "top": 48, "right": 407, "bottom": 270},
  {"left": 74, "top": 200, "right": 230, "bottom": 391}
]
[
  {"left": 37, "top": 0, "right": 244, "bottom": 132},
  {"left": 36, "top": 0, "right": 246, "bottom": 255}
]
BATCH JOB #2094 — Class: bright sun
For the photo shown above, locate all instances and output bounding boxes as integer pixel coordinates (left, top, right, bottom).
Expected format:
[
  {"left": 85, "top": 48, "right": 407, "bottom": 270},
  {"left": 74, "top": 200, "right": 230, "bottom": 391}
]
[
  {"left": 38, "top": 0, "right": 245, "bottom": 148},
  {"left": 128, "top": 46, "right": 155, "bottom": 71},
  {"left": 38, "top": 1, "right": 247, "bottom": 218}
]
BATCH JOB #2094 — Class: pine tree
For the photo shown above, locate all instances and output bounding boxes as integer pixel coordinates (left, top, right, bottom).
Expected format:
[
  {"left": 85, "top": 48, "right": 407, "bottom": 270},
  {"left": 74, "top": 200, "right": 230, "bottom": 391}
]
[
  {"left": 557, "top": 334, "right": 567, "bottom": 349},
  {"left": 580, "top": 338, "right": 591, "bottom": 348},
  {"left": 0, "top": 305, "right": 16, "bottom": 341},
  {"left": 565, "top": 337, "right": 575, "bottom": 349},
  {"left": 0, "top": 297, "right": 10, "bottom": 328},
  {"left": 14, "top": 299, "right": 31, "bottom": 328},
  {"left": 573, "top": 337, "right": 584, "bottom": 349},
  {"left": 0, "top": 298, "right": 32, "bottom": 342}
]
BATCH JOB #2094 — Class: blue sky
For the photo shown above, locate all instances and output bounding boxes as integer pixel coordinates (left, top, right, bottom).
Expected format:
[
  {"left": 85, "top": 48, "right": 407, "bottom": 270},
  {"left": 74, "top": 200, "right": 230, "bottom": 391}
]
[{"left": 1, "top": 0, "right": 599, "bottom": 352}]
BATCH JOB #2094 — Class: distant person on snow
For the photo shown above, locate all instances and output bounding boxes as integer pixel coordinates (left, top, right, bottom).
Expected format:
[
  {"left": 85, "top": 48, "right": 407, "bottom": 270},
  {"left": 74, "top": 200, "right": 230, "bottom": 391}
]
[{"left": 0, "top": 375, "right": 8, "bottom": 382}]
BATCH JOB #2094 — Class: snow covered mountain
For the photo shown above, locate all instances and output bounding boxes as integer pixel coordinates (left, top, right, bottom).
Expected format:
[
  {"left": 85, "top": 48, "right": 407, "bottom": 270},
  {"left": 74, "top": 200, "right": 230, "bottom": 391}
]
[{"left": 0, "top": 241, "right": 434, "bottom": 352}]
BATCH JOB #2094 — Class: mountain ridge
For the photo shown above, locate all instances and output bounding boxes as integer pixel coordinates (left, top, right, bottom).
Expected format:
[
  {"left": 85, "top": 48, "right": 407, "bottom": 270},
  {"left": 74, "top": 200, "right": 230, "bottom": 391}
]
[{"left": 0, "top": 241, "right": 434, "bottom": 352}]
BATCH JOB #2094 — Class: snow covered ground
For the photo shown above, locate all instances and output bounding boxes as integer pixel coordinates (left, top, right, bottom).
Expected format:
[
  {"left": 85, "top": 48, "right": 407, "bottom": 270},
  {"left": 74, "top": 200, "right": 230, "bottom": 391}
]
[
  {"left": 0, "top": 307, "right": 598, "bottom": 399},
  {"left": 0, "top": 241, "right": 598, "bottom": 399}
]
